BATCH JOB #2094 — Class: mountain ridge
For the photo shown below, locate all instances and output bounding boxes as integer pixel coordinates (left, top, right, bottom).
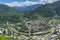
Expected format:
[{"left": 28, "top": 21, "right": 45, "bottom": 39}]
[
  {"left": 13, "top": 4, "right": 43, "bottom": 11},
  {"left": 25, "top": 1, "right": 60, "bottom": 19}
]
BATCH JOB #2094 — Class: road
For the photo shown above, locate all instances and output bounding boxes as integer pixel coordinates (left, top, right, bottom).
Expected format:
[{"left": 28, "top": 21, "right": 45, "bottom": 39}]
[
  {"left": 9, "top": 27, "right": 29, "bottom": 35},
  {"left": 33, "top": 27, "right": 55, "bottom": 35},
  {"left": 9, "top": 26, "right": 55, "bottom": 36}
]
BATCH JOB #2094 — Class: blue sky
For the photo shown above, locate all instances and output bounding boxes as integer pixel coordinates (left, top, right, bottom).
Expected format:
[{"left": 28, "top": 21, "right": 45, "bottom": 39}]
[
  {"left": 0, "top": 0, "right": 37, "bottom": 3},
  {"left": 0, "top": 0, "right": 59, "bottom": 7}
]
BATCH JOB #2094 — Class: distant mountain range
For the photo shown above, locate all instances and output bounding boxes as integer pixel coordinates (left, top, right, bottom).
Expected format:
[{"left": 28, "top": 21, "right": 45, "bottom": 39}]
[
  {"left": 0, "top": 1, "right": 60, "bottom": 22},
  {"left": 13, "top": 4, "right": 43, "bottom": 11}
]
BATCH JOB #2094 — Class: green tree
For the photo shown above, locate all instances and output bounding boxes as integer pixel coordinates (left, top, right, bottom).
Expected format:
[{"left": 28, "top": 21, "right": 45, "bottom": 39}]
[{"left": 48, "top": 19, "right": 59, "bottom": 25}]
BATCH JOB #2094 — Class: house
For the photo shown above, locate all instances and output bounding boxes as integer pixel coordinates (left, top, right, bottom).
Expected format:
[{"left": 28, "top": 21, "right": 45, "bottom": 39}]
[
  {"left": 0, "top": 31, "right": 2, "bottom": 34},
  {"left": 0, "top": 28, "right": 8, "bottom": 34},
  {"left": 55, "top": 24, "right": 60, "bottom": 32},
  {"left": 50, "top": 34, "right": 57, "bottom": 40},
  {"left": 37, "top": 37, "right": 42, "bottom": 40},
  {"left": 0, "top": 28, "right": 4, "bottom": 34}
]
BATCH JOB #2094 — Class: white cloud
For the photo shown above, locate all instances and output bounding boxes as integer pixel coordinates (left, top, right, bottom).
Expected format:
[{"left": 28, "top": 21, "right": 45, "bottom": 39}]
[
  {"left": 4, "top": 0, "right": 59, "bottom": 7},
  {"left": 47, "top": 0, "right": 59, "bottom": 3},
  {"left": 38, "top": 0, "right": 59, "bottom": 3},
  {"left": 4, "top": 1, "right": 39, "bottom": 7}
]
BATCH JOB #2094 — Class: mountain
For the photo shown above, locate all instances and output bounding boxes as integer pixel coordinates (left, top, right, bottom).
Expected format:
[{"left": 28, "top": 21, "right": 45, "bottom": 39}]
[
  {"left": 25, "top": 1, "right": 60, "bottom": 19},
  {"left": 13, "top": 4, "right": 43, "bottom": 11},
  {"left": 23, "top": 4, "right": 43, "bottom": 10},
  {"left": 0, "top": 4, "right": 17, "bottom": 17},
  {"left": 0, "top": 4, "right": 24, "bottom": 23}
]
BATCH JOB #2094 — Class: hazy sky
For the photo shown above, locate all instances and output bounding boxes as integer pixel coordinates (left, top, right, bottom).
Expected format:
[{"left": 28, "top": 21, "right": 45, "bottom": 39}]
[{"left": 0, "top": 0, "right": 59, "bottom": 7}]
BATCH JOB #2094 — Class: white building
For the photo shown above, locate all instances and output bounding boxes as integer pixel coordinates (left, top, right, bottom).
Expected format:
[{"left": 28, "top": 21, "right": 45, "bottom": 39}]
[
  {"left": 50, "top": 34, "right": 57, "bottom": 40},
  {"left": 0, "top": 28, "right": 8, "bottom": 34},
  {"left": 56, "top": 24, "right": 60, "bottom": 32}
]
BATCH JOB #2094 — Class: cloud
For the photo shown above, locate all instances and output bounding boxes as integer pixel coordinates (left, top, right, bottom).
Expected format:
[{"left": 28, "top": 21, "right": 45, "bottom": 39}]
[
  {"left": 38, "top": 0, "right": 59, "bottom": 3},
  {"left": 4, "top": 0, "right": 59, "bottom": 7},
  {"left": 4, "top": 1, "right": 39, "bottom": 7},
  {"left": 48, "top": 0, "right": 59, "bottom": 3}
]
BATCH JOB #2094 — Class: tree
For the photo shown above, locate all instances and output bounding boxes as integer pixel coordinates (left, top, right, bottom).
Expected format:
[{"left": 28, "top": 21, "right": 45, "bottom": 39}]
[{"left": 48, "top": 19, "right": 59, "bottom": 26}]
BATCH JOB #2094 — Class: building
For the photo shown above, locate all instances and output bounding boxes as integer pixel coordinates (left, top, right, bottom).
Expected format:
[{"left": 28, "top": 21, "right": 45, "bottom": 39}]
[
  {"left": 56, "top": 24, "right": 60, "bottom": 32},
  {"left": 50, "top": 34, "right": 57, "bottom": 40},
  {"left": 0, "top": 28, "right": 8, "bottom": 34}
]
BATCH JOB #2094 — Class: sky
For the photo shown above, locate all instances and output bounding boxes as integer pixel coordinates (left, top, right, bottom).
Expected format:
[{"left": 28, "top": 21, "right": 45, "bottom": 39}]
[{"left": 0, "top": 0, "right": 59, "bottom": 7}]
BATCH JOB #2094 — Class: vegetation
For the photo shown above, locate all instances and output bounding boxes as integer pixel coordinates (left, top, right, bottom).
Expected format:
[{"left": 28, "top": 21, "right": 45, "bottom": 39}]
[
  {"left": 0, "top": 1, "right": 60, "bottom": 40},
  {"left": 24, "top": 1, "right": 60, "bottom": 19},
  {"left": 0, "top": 35, "right": 8, "bottom": 40},
  {"left": 8, "top": 38, "right": 19, "bottom": 40},
  {"left": 0, "top": 4, "right": 25, "bottom": 23}
]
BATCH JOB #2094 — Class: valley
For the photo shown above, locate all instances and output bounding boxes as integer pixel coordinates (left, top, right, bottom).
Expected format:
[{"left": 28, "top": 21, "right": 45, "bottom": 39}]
[{"left": 0, "top": 1, "right": 60, "bottom": 40}]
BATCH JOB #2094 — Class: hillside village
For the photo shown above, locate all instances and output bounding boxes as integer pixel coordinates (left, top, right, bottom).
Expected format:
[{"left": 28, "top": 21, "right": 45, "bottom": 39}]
[
  {"left": 0, "top": 0, "right": 60, "bottom": 40},
  {"left": 0, "top": 19, "right": 60, "bottom": 40}
]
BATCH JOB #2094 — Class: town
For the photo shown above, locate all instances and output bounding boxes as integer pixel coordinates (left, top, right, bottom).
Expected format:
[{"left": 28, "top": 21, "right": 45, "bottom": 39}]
[
  {"left": 0, "top": 19, "right": 60, "bottom": 40},
  {"left": 0, "top": 0, "right": 60, "bottom": 40}
]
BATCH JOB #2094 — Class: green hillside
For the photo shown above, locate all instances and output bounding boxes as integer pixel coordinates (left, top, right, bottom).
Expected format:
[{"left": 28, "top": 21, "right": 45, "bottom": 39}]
[
  {"left": 0, "top": 4, "right": 24, "bottom": 23},
  {"left": 0, "top": 4, "right": 17, "bottom": 16},
  {"left": 25, "top": 1, "right": 60, "bottom": 19}
]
